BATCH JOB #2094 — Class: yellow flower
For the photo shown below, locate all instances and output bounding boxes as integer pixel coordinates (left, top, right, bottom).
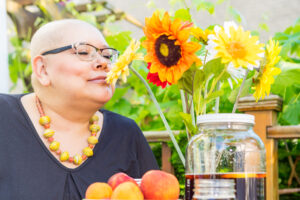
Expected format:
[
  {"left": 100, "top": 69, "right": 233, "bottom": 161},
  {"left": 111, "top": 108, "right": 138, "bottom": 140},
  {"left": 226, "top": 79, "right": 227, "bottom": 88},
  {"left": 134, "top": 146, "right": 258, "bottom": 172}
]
[
  {"left": 142, "top": 11, "right": 202, "bottom": 84},
  {"left": 106, "top": 40, "right": 143, "bottom": 85},
  {"left": 266, "top": 39, "right": 281, "bottom": 67},
  {"left": 253, "top": 39, "right": 281, "bottom": 101},
  {"left": 208, "top": 21, "right": 264, "bottom": 69},
  {"left": 190, "top": 27, "right": 213, "bottom": 44}
]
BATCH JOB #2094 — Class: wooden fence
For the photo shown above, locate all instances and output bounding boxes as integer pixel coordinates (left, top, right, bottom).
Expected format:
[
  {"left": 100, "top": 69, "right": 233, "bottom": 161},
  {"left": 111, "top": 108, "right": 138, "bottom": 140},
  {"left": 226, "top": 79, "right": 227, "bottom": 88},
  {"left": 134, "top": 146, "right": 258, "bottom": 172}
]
[{"left": 143, "top": 94, "right": 300, "bottom": 200}]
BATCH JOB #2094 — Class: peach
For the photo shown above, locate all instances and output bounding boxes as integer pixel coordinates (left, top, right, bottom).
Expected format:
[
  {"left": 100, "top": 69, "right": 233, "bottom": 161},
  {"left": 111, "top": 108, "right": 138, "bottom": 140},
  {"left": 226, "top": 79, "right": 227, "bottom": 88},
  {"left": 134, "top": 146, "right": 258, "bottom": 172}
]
[
  {"left": 111, "top": 182, "right": 144, "bottom": 200},
  {"left": 108, "top": 172, "right": 138, "bottom": 190},
  {"left": 141, "top": 170, "right": 180, "bottom": 200},
  {"left": 85, "top": 182, "right": 112, "bottom": 199}
]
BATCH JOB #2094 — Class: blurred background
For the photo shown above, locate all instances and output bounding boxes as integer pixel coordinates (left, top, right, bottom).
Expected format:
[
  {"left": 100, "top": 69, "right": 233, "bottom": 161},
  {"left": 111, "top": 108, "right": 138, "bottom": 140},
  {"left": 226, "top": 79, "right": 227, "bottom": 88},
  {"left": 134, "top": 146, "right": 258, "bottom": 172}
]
[{"left": 2, "top": 0, "right": 300, "bottom": 199}]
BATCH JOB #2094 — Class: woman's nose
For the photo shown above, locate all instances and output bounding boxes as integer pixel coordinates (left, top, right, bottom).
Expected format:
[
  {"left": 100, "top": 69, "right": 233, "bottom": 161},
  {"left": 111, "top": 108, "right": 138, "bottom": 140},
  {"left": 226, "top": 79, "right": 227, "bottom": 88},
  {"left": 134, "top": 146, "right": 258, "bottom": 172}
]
[{"left": 93, "top": 55, "right": 110, "bottom": 72}]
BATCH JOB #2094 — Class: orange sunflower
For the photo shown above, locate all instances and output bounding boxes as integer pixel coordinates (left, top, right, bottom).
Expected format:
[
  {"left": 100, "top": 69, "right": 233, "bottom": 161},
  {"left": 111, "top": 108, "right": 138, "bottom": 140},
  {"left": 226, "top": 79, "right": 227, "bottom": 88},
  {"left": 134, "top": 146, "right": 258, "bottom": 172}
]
[{"left": 142, "top": 11, "right": 202, "bottom": 84}]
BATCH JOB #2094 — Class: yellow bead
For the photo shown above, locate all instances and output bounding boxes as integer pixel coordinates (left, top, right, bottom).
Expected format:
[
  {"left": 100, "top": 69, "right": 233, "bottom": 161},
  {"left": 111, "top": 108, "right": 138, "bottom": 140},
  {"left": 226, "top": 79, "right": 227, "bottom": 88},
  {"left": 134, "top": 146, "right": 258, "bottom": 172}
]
[
  {"left": 89, "top": 115, "right": 99, "bottom": 124},
  {"left": 87, "top": 136, "right": 98, "bottom": 145},
  {"left": 83, "top": 147, "right": 93, "bottom": 157},
  {"left": 43, "top": 129, "right": 55, "bottom": 138},
  {"left": 89, "top": 124, "right": 100, "bottom": 132},
  {"left": 60, "top": 152, "right": 69, "bottom": 161},
  {"left": 39, "top": 116, "right": 51, "bottom": 126},
  {"left": 49, "top": 141, "right": 60, "bottom": 151},
  {"left": 73, "top": 154, "right": 82, "bottom": 165}
]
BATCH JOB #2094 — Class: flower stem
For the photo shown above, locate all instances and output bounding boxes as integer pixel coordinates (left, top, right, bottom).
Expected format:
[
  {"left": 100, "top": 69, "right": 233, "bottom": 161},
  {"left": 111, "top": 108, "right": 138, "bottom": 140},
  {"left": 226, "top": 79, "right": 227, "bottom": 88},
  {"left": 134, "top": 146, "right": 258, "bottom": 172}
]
[
  {"left": 129, "top": 64, "right": 186, "bottom": 166},
  {"left": 232, "top": 70, "right": 249, "bottom": 113},
  {"left": 182, "top": 0, "right": 190, "bottom": 11},
  {"left": 215, "top": 82, "right": 220, "bottom": 113},
  {"left": 180, "top": 90, "right": 190, "bottom": 140}
]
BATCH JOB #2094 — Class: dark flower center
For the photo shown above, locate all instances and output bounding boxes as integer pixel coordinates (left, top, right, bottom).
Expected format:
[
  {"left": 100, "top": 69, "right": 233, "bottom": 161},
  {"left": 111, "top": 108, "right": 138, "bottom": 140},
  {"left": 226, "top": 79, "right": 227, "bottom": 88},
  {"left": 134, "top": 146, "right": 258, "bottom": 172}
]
[{"left": 154, "top": 35, "right": 181, "bottom": 67}]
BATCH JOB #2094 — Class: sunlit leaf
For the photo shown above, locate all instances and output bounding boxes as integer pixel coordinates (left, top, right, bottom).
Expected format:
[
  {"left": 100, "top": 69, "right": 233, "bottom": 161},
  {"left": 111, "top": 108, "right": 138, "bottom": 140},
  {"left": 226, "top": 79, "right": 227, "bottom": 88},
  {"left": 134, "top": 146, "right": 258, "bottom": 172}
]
[
  {"left": 228, "top": 6, "right": 242, "bottom": 23},
  {"left": 174, "top": 8, "right": 192, "bottom": 21}
]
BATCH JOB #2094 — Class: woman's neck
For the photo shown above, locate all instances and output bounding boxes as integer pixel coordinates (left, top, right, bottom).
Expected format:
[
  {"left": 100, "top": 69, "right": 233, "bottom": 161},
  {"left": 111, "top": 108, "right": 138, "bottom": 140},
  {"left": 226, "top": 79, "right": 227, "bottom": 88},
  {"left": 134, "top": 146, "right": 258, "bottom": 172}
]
[{"left": 31, "top": 93, "right": 101, "bottom": 132}]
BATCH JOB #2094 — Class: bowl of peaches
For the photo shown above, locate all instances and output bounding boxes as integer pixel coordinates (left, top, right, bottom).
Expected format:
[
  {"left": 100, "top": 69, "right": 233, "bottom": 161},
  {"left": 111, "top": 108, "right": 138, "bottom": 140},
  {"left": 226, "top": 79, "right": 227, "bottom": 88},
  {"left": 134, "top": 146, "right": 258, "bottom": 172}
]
[{"left": 83, "top": 170, "right": 180, "bottom": 200}]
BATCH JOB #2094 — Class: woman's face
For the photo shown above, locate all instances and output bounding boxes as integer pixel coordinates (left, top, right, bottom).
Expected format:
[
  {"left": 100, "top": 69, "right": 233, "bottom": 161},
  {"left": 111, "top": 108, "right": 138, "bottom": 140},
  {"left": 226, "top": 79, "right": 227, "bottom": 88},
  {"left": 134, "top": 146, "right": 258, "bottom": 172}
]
[{"left": 43, "top": 26, "right": 115, "bottom": 105}]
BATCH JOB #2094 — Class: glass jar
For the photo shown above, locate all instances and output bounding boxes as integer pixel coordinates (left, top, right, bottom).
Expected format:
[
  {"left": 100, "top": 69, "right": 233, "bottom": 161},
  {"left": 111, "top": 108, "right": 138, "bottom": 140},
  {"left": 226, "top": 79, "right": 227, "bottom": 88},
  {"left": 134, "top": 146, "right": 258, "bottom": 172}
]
[
  {"left": 185, "top": 114, "right": 266, "bottom": 200},
  {"left": 193, "top": 179, "right": 236, "bottom": 200}
]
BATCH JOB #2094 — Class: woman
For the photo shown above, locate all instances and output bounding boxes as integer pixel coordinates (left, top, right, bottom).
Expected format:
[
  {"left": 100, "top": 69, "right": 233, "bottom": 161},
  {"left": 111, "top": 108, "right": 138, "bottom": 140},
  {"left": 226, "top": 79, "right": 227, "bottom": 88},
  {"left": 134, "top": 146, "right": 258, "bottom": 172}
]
[{"left": 0, "top": 19, "right": 158, "bottom": 199}]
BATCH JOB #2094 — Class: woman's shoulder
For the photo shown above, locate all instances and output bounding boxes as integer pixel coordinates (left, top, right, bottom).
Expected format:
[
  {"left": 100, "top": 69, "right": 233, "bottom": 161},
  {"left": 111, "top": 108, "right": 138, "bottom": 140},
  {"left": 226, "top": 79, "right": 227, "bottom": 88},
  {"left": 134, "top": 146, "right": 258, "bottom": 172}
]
[
  {"left": 101, "top": 109, "right": 141, "bottom": 135},
  {"left": 101, "top": 109, "right": 137, "bottom": 125},
  {"left": 0, "top": 93, "right": 22, "bottom": 106}
]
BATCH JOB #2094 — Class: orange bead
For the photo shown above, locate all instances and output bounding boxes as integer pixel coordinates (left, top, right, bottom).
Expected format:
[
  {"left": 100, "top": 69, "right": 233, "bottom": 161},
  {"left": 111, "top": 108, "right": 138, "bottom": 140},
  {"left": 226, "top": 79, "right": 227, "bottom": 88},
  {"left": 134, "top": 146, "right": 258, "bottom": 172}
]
[
  {"left": 89, "top": 144, "right": 94, "bottom": 149},
  {"left": 44, "top": 124, "right": 50, "bottom": 129},
  {"left": 68, "top": 157, "right": 74, "bottom": 163},
  {"left": 56, "top": 150, "right": 61, "bottom": 155},
  {"left": 82, "top": 155, "right": 87, "bottom": 160},
  {"left": 48, "top": 137, "right": 54, "bottom": 142},
  {"left": 91, "top": 133, "right": 96, "bottom": 136}
]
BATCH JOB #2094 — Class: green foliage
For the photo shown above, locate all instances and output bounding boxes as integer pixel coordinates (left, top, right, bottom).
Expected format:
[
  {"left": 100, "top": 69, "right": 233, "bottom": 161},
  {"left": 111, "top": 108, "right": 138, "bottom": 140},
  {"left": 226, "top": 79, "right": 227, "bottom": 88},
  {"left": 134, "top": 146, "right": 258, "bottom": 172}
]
[
  {"left": 174, "top": 8, "right": 192, "bottom": 21},
  {"left": 167, "top": 132, "right": 188, "bottom": 197},
  {"left": 273, "top": 18, "right": 300, "bottom": 61},
  {"left": 228, "top": 78, "right": 252, "bottom": 104},
  {"left": 228, "top": 6, "right": 243, "bottom": 24},
  {"left": 269, "top": 18, "right": 300, "bottom": 198},
  {"left": 8, "top": 36, "right": 32, "bottom": 92},
  {"left": 192, "top": 0, "right": 215, "bottom": 15}
]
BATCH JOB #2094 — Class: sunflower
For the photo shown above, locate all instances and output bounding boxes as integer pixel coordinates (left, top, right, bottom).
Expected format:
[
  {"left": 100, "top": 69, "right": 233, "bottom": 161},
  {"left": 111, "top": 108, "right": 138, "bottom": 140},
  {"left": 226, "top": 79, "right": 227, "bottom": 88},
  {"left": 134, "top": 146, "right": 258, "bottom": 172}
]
[
  {"left": 147, "top": 63, "right": 171, "bottom": 88},
  {"left": 106, "top": 40, "right": 143, "bottom": 85},
  {"left": 207, "top": 21, "right": 264, "bottom": 70},
  {"left": 190, "top": 27, "right": 213, "bottom": 44},
  {"left": 142, "top": 11, "right": 202, "bottom": 84},
  {"left": 253, "top": 39, "right": 281, "bottom": 101}
]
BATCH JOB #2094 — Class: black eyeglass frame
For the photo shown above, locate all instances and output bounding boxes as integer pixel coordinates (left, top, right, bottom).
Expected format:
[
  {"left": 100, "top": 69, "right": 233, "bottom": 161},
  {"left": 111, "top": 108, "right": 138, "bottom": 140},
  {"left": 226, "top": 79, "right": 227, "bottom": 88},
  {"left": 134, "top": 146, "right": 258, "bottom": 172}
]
[{"left": 41, "top": 42, "right": 119, "bottom": 60}]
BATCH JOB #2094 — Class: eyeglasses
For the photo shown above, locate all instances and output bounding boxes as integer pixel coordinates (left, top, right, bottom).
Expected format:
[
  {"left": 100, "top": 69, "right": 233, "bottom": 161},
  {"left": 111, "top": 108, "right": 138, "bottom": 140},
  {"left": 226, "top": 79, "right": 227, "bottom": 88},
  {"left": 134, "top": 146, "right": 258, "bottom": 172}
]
[{"left": 41, "top": 42, "right": 119, "bottom": 63}]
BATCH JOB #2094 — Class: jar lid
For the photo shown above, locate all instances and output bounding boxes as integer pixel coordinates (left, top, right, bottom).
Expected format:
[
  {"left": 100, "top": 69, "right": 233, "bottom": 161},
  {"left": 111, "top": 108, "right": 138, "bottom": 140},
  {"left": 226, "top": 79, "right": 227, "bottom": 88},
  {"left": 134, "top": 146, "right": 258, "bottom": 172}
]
[{"left": 197, "top": 113, "right": 255, "bottom": 125}]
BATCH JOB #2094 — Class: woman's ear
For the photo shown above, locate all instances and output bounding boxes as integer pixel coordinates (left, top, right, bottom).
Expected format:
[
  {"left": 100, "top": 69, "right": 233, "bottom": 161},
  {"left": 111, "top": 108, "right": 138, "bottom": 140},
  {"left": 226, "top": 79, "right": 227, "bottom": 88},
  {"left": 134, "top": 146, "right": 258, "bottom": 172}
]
[{"left": 32, "top": 55, "right": 51, "bottom": 86}]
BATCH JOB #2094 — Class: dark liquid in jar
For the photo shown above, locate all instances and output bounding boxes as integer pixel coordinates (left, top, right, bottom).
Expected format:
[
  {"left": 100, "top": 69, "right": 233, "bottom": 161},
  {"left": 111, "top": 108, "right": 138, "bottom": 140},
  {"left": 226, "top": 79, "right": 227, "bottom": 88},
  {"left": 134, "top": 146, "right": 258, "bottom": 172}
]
[{"left": 185, "top": 173, "right": 266, "bottom": 200}]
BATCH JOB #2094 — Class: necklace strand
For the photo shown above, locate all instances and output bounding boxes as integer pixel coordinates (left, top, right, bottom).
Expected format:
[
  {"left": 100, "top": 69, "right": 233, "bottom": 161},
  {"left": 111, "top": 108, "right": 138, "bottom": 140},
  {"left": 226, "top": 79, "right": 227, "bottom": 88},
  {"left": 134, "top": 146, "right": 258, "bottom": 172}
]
[{"left": 35, "top": 95, "right": 100, "bottom": 165}]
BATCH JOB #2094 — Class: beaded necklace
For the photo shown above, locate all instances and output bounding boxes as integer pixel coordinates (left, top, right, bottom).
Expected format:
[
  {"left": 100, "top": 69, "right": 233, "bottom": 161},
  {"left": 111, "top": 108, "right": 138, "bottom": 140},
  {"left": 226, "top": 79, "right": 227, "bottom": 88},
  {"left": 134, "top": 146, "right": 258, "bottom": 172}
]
[{"left": 35, "top": 95, "right": 100, "bottom": 165}]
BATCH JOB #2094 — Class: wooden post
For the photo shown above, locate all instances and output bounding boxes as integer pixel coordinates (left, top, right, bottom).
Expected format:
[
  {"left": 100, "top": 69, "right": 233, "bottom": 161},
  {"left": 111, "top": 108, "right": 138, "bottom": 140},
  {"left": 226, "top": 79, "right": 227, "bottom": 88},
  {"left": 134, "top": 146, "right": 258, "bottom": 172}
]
[
  {"left": 162, "top": 142, "right": 174, "bottom": 174},
  {"left": 143, "top": 131, "right": 178, "bottom": 174},
  {"left": 238, "top": 94, "right": 282, "bottom": 200}
]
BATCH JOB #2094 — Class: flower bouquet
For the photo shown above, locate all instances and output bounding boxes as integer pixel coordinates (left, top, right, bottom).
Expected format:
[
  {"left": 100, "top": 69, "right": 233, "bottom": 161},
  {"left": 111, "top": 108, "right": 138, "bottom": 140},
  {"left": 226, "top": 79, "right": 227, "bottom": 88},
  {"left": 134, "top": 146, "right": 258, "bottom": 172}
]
[{"left": 106, "top": 10, "right": 282, "bottom": 166}]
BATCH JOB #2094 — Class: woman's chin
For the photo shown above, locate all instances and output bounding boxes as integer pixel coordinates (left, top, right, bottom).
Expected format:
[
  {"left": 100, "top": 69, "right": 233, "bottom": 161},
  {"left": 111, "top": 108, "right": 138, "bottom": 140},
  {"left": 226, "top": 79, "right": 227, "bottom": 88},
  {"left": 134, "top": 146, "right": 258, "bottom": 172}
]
[{"left": 90, "top": 88, "right": 113, "bottom": 104}]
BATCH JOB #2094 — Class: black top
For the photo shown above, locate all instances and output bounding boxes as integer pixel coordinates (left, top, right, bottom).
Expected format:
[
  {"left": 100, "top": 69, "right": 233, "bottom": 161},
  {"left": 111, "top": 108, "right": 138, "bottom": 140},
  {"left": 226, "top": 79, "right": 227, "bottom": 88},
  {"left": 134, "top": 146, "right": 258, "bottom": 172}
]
[{"left": 0, "top": 94, "right": 159, "bottom": 200}]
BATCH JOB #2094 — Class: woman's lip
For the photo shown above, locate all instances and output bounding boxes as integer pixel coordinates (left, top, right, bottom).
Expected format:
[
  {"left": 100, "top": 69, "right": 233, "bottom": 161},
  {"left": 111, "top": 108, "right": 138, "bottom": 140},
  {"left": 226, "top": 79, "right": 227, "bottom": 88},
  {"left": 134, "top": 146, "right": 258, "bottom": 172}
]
[{"left": 88, "top": 78, "right": 108, "bottom": 84}]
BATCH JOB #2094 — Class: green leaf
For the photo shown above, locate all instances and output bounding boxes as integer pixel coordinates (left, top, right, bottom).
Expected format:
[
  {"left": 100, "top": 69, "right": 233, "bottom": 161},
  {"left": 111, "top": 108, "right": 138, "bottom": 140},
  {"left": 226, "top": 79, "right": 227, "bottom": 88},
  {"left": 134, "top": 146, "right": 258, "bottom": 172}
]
[
  {"left": 259, "top": 23, "right": 269, "bottom": 32},
  {"left": 105, "top": 32, "right": 132, "bottom": 53},
  {"left": 205, "top": 89, "right": 224, "bottom": 103},
  {"left": 281, "top": 97, "right": 300, "bottom": 125},
  {"left": 196, "top": 1, "right": 215, "bottom": 15},
  {"left": 271, "top": 63, "right": 300, "bottom": 95},
  {"left": 203, "top": 58, "right": 226, "bottom": 81},
  {"left": 179, "top": 112, "right": 197, "bottom": 135},
  {"left": 228, "top": 79, "right": 252, "bottom": 103},
  {"left": 178, "top": 64, "right": 198, "bottom": 94},
  {"left": 174, "top": 8, "right": 192, "bottom": 21},
  {"left": 193, "top": 69, "right": 205, "bottom": 90},
  {"left": 228, "top": 6, "right": 242, "bottom": 23},
  {"left": 251, "top": 30, "right": 260, "bottom": 37},
  {"left": 77, "top": 14, "right": 97, "bottom": 27}
]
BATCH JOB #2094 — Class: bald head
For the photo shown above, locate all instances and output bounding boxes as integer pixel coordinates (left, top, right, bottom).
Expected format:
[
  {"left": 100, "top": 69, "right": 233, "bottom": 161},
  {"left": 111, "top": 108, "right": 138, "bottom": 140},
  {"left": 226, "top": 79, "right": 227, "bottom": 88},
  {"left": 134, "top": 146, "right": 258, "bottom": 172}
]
[
  {"left": 30, "top": 19, "right": 108, "bottom": 93},
  {"left": 30, "top": 19, "right": 105, "bottom": 61}
]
